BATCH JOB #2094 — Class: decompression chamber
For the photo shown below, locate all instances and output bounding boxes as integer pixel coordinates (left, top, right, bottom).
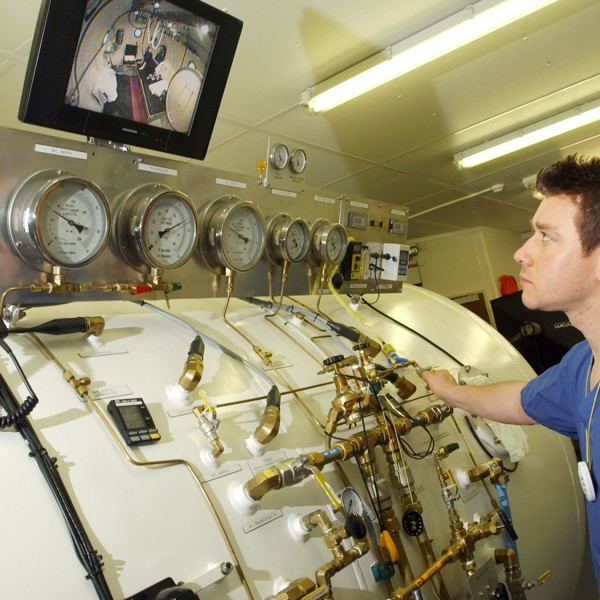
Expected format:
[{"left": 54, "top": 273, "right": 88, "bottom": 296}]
[{"left": 0, "top": 127, "right": 585, "bottom": 600}]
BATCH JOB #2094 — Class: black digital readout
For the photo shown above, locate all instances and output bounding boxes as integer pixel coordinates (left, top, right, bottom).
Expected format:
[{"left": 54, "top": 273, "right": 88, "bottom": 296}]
[{"left": 107, "top": 398, "right": 161, "bottom": 446}]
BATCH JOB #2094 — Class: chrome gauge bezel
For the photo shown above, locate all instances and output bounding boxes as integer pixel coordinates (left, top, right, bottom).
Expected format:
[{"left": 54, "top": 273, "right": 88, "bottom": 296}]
[
  {"left": 269, "top": 142, "right": 289, "bottom": 170},
  {"left": 7, "top": 169, "right": 111, "bottom": 272},
  {"left": 289, "top": 147, "right": 307, "bottom": 174},
  {"left": 266, "top": 213, "right": 310, "bottom": 265},
  {"left": 309, "top": 219, "right": 348, "bottom": 266},
  {"left": 116, "top": 183, "right": 199, "bottom": 272},
  {"left": 200, "top": 195, "right": 266, "bottom": 273}
]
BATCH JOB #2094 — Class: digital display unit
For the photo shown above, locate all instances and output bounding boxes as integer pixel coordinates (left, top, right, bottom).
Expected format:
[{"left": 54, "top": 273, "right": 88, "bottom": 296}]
[{"left": 19, "top": 0, "right": 243, "bottom": 160}]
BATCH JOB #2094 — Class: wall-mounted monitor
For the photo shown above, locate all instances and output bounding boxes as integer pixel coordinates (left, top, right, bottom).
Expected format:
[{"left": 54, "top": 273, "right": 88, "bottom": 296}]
[{"left": 19, "top": 0, "right": 243, "bottom": 160}]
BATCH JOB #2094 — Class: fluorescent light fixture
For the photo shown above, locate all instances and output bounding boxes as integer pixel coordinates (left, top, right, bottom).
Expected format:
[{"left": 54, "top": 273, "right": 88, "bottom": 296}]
[
  {"left": 301, "top": 0, "right": 558, "bottom": 114},
  {"left": 455, "top": 98, "right": 600, "bottom": 168},
  {"left": 408, "top": 184, "right": 503, "bottom": 219}
]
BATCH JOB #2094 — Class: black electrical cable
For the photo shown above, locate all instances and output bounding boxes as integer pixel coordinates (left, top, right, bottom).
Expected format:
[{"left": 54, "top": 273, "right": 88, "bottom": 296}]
[
  {"left": 362, "top": 297, "right": 520, "bottom": 469},
  {"left": 0, "top": 338, "right": 39, "bottom": 428},
  {"left": 367, "top": 265, "right": 382, "bottom": 303},
  {"left": 360, "top": 296, "right": 465, "bottom": 366},
  {"left": 0, "top": 341, "right": 113, "bottom": 600},
  {"left": 355, "top": 382, "right": 389, "bottom": 528}
]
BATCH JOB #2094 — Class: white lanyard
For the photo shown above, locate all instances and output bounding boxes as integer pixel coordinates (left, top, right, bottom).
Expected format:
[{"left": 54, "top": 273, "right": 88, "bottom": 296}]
[{"left": 579, "top": 357, "right": 599, "bottom": 502}]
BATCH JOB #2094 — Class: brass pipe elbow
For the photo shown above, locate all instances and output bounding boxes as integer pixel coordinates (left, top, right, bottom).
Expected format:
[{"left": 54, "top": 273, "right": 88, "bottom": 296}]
[
  {"left": 253, "top": 405, "right": 281, "bottom": 445},
  {"left": 495, "top": 548, "right": 528, "bottom": 600},
  {"left": 253, "top": 386, "right": 282, "bottom": 446},
  {"left": 178, "top": 353, "right": 204, "bottom": 392}
]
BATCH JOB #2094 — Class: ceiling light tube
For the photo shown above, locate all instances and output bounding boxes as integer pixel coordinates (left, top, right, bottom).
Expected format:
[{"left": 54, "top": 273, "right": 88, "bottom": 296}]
[
  {"left": 455, "top": 98, "right": 600, "bottom": 168},
  {"left": 301, "top": 0, "right": 558, "bottom": 114},
  {"left": 408, "top": 184, "right": 503, "bottom": 219}
]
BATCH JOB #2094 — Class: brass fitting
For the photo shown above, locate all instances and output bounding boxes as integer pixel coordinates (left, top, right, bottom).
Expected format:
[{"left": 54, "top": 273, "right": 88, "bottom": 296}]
[
  {"left": 495, "top": 548, "right": 528, "bottom": 600},
  {"left": 245, "top": 458, "right": 312, "bottom": 501},
  {"left": 462, "top": 459, "right": 508, "bottom": 486},
  {"left": 177, "top": 353, "right": 204, "bottom": 392},
  {"left": 389, "top": 373, "right": 417, "bottom": 400},
  {"left": 177, "top": 336, "right": 205, "bottom": 393},
  {"left": 253, "top": 405, "right": 281, "bottom": 445},
  {"left": 354, "top": 332, "right": 381, "bottom": 358},
  {"left": 193, "top": 407, "right": 223, "bottom": 458},
  {"left": 318, "top": 356, "right": 357, "bottom": 373},
  {"left": 266, "top": 578, "right": 316, "bottom": 600},
  {"left": 83, "top": 316, "right": 105, "bottom": 337},
  {"left": 63, "top": 370, "right": 91, "bottom": 399}
]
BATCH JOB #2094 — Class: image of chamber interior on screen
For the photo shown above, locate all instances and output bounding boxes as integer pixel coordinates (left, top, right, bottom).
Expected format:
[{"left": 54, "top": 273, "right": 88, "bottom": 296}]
[{"left": 68, "top": 0, "right": 217, "bottom": 134}]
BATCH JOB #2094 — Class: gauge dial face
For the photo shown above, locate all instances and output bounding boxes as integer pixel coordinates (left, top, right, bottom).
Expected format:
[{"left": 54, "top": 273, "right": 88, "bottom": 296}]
[
  {"left": 341, "top": 487, "right": 364, "bottom": 517},
  {"left": 311, "top": 221, "right": 348, "bottom": 265},
  {"left": 289, "top": 147, "right": 307, "bottom": 174},
  {"left": 204, "top": 199, "right": 266, "bottom": 273},
  {"left": 269, "top": 142, "right": 289, "bottom": 170},
  {"left": 285, "top": 218, "right": 310, "bottom": 262},
  {"left": 221, "top": 205, "right": 265, "bottom": 271},
  {"left": 325, "top": 224, "right": 347, "bottom": 264},
  {"left": 8, "top": 171, "right": 110, "bottom": 270},
  {"left": 268, "top": 214, "right": 310, "bottom": 264},
  {"left": 37, "top": 181, "right": 109, "bottom": 267},
  {"left": 139, "top": 193, "right": 198, "bottom": 269}
]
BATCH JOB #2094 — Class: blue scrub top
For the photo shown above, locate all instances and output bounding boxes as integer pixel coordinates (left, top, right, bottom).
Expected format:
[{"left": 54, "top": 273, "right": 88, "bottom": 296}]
[{"left": 521, "top": 340, "right": 600, "bottom": 593}]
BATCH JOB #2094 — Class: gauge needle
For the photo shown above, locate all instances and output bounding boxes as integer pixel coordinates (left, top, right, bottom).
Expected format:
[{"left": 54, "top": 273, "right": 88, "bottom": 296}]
[
  {"left": 228, "top": 226, "right": 249, "bottom": 244},
  {"left": 158, "top": 220, "right": 186, "bottom": 238},
  {"left": 52, "top": 209, "right": 86, "bottom": 233}
]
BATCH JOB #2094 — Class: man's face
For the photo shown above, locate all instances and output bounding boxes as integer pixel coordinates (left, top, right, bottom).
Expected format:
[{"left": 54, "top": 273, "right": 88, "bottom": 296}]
[{"left": 514, "top": 194, "right": 600, "bottom": 317}]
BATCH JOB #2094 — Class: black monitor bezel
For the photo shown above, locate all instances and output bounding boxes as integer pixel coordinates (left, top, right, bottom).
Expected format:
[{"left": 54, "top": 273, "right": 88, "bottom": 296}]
[{"left": 19, "top": 0, "right": 242, "bottom": 160}]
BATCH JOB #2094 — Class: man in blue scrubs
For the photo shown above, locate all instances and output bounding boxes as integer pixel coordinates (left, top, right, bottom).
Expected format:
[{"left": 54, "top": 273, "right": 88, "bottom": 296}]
[{"left": 422, "top": 154, "right": 600, "bottom": 593}]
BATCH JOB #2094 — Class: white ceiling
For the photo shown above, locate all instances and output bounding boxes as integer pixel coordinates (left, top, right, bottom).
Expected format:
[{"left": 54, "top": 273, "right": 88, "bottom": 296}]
[{"left": 2, "top": 0, "right": 600, "bottom": 239}]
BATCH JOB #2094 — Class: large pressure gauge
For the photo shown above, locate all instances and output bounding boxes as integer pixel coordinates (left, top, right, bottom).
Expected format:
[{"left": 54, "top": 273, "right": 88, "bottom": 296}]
[
  {"left": 309, "top": 219, "right": 348, "bottom": 266},
  {"left": 200, "top": 196, "right": 266, "bottom": 273},
  {"left": 266, "top": 213, "right": 310, "bottom": 265},
  {"left": 7, "top": 169, "right": 110, "bottom": 271},
  {"left": 116, "top": 183, "right": 199, "bottom": 272}
]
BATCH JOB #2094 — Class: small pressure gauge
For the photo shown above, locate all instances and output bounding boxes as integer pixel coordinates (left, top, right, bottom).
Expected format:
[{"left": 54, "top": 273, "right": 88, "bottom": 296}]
[
  {"left": 266, "top": 213, "right": 310, "bottom": 265},
  {"left": 269, "top": 142, "right": 289, "bottom": 170},
  {"left": 116, "top": 183, "right": 199, "bottom": 272},
  {"left": 289, "top": 147, "right": 307, "bottom": 174},
  {"left": 341, "top": 487, "right": 365, "bottom": 517},
  {"left": 200, "top": 196, "right": 266, "bottom": 273},
  {"left": 309, "top": 219, "right": 348, "bottom": 266},
  {"left": 7, "top": 169, "right": 110, "bottom": 271}
]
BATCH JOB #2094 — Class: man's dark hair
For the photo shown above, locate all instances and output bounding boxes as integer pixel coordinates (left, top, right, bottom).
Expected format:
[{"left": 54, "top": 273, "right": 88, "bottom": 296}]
[{"left": 536, "top": 154, "right": 600, "bottom": 255}]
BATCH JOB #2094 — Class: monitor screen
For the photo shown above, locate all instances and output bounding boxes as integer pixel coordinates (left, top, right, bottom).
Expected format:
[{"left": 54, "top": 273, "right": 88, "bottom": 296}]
[{"left": 19, "top": 0, "right": 242, "bottom": 160}]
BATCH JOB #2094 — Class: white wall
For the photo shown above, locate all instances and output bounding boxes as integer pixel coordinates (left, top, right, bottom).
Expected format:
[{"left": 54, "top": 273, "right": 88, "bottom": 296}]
[{"left": 407, "top": 226, "right": 524, "bottom": 318}]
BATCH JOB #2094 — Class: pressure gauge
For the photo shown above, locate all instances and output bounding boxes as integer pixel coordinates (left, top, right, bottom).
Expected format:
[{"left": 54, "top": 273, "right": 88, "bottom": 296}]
[
  {"left": 116, "top": 183, "right": 199, "bottom": 272},
  {"left": 266, "top": 213, "right": 310, "bottom": 265},
  {"left": 289, "top": 147, "right": 307, "bottom": 174},
  {"left": 309, "top": 219, "right": 348, "bottom": 266},
  {"left": 341, "top": 487, "right": 365, "bottom": 517},
  {"left": 269, "top": 142, "right": 289, "bottom": 170},
  {"left": 200, "top": 196, "right": 266, "bottom": 273},
  {"left": 7, "top": 169, "right": 110, "bottom": 271}
]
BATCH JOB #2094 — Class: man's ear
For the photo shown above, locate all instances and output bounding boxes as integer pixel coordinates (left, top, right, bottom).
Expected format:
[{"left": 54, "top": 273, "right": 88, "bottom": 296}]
[{"left": 592, "top": 248, "right": 600, "bottom": 282}]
